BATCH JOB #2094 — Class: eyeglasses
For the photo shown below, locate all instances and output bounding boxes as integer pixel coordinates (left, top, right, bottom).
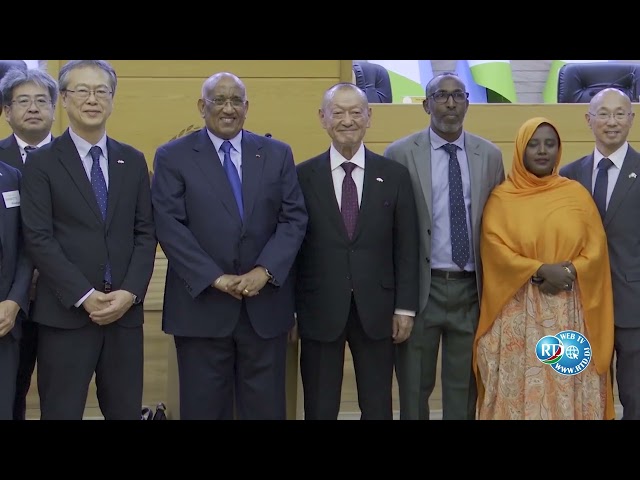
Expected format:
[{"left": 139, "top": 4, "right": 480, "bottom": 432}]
[
  {"left": 428, "top": 91, "right": 469, "bottom": 104},
  {"left": 64, "top": 88, "right": 113, "bottom": 100},
  {"left": 204, "top": 97, "right": 246, "bottom": 108},
  {"left": 589, "top": 111, "right": 631, "bottom": 121},
  {"left": 11, "top": 96, "right": 52, "bottom": 109}
]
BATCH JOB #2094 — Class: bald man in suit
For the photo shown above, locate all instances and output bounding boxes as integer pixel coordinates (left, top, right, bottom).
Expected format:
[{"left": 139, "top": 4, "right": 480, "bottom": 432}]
[{"left": 384, "top": 72, "right": 505, "bottom": 420}]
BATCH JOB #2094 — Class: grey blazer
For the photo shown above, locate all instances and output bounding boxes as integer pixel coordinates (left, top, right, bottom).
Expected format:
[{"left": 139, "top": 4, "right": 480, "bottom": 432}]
[
  {"left": 560, "top": 146, "right": 640, "bottom": 328},
  {"left": 384, "top": 128, "right": 504, "bottom": 317}
]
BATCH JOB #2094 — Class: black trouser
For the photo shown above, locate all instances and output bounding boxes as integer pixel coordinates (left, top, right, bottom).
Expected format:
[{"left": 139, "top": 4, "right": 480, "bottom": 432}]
[{"left": 13, "top": 318, "right": 38, "bottom": 420}]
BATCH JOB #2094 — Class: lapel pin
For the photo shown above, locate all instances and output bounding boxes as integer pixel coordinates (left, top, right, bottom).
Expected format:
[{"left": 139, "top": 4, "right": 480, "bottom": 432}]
[
  {"left": 117, "top": 160, "right": 124, "bottom": 164},
  {"left": 376, "top": 177, "right": 384, "bottom": 183},
  {"left": 256, "top": 154, "right": 261, "bottom": 159},
  {"left": 630, "top": 172, "right": 637, "bottom": 179}
]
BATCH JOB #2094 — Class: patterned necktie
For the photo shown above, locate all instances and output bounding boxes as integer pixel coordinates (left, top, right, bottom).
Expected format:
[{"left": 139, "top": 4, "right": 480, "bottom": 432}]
[
  {"left": 443, "top": 143, "right": 470, "bottom": 270},
  {"left": 90, "top": 145, "right": 111, "bottom": 283},
  {"left": 341, "top": 162, "right": 359, "bottom": 240},
  {"left": 220, "top": 140, "right": 243, "bottom": 220},
  {"left": 24, "top": 145, "right": 37, "bottom": 161},
  {"left": 593, "top": 157, "right": 614, "bottom": 219}
]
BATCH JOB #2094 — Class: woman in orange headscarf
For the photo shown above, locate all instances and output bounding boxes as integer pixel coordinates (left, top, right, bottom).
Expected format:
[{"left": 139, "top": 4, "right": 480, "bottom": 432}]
[{"left": 474, "top": 117, "right": 615, "bottom": 420}]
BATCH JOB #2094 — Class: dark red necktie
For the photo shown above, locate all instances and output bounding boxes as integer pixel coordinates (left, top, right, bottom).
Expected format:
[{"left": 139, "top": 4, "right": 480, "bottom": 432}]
[{"left": 341, "top": 162, "right": 359, "bottom": 239}]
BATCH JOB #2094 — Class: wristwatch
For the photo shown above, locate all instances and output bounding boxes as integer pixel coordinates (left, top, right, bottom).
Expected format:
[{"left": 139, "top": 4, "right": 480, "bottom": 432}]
[
  {"left": 263, "top": 267, "right": 275, "bottom": 284},
  {"left": 131, "top": 293, "right": 140, "bottom": 304}
]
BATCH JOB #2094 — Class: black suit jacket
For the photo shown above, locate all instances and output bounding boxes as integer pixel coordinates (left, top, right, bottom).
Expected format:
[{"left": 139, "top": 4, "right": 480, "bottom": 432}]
[
  {"left": 560, "top": 146, "right": 640, "bottom": 328},
  {"left": 20, "top": 129, "right": 157, "bottom": 329},
  {"left": 0, "top": 135, "right": 23, "bottom": 172},
  {"left": 0, "top": 161, "right": 32, "bottom": 340},
  {"left": 295, "top": 148, "right": 419, "bottom": 342}
]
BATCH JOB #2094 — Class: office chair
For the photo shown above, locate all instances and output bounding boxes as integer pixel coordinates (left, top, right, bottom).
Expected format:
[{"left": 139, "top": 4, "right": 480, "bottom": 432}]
[
  {"left": 557, "top": 62, "right": 640, "bottom": 103},
  {"left": 352, "top": 60, "right": 393, "bottom": 103}
]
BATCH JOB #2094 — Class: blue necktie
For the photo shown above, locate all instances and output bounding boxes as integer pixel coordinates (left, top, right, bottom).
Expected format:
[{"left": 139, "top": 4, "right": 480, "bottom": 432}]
[
  {"left": 443, "top": 143, "right": 470, "bottom": 270},
  {"left": 220, "top": 140, "right": 243, "bottom": 220},
  {"left": 593, "top": 157, "right": 614, "bottom": 220},
  {"left": 90, "top": 145, "right": 111, "bottom": 283}
]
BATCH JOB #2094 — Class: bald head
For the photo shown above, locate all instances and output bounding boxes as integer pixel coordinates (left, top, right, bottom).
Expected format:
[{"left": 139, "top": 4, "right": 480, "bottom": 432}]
[
  {"left": 586, "top": 87, "right": 635, "bottom": 157},
  {"left": 201, "top": 72, "right": 246, "bottom": 99}
]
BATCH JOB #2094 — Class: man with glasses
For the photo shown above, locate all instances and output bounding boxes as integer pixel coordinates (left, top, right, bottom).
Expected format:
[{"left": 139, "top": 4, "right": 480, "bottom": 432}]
[
  {"left": 0, "top": 65, "right": 57, "bottom": 420},
  {"left": 151, "top": 71, "right": 307, "bottom": 419},
  {"left": 560, "top": 87, "right": 639, "bottom": 420},
  {"left": 384, "top": 72, "right": 505, "bottom": 420},
  {"left": 20, "top": 60, "right": 156, "bottom": 420},
  {"left": 0, "top": 61, "right": 36, "bottom": 420}
]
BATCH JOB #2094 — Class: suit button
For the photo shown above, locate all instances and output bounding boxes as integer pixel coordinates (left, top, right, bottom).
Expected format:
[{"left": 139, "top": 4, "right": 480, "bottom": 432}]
[
  {"left": 351, "top": 249, "right": 355, "bottom": 253},
  {"left": 427, "top": 229, "right": 431, "bottom": 235},
  {"left": 426, "top": 257, "right": 430, "bottom": 263},
  {"left": 346, "top": 275, "right": 351, "bottom": 280}
]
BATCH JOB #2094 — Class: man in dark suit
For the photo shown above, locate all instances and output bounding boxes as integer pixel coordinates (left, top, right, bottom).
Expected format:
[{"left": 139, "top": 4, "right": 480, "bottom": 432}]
[
  {"left": 0, "top": 74, "right": 34, "bottom": 421},
  {"left": 151, "top": 71, "right": 307, "bottom": 420},
  {"left": 295, "top": 82, "right": 419, "bottom": 420},
  {"left": 352, "top": 61, "right": 393, "bottom": 104},
  {"left": 20, "top": 60, "right": 157, "bottom": 420},
  {"left": 560, "top": 87, "right": 639, "bottom": 420},
  {"left": 0, "top": 66, "right": 57, "bottom": 420},
  {"left": 384, "top": 73, "right": 505, "bottom": 420}
]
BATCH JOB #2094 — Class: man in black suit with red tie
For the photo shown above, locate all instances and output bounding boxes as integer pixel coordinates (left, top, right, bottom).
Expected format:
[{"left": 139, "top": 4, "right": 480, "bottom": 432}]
[
  {"left": 295, "top": 83, "right": 419, "bottom": 420},
  {"left": 20, "top": 60, "right": 156, "bottom": 420},
  {"left": 0, "top": 65, "right": 57, "bottom": 420}
]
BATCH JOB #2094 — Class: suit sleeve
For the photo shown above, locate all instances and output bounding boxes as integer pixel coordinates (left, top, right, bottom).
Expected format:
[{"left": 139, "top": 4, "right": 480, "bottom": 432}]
[
  {"left": 254, "top": 145, "right": 308, "bottom": 285},
  {"left": 492, "top": 146, "right": 506, "bottom": 187},
  {"left": 21, "top": 157, "right": 94, "bottom": 309},
  {"left": 151, "top": 145, "right": 226, "bottom": 298},
  {"left": 7, "top": 171, "right": 32, "bottom": 315},
  {"left": 393, "top": 166, "right": 419, "bottom": 312},
  {"left": 120, "top": 155, "right": 157, "bottom": 300}
]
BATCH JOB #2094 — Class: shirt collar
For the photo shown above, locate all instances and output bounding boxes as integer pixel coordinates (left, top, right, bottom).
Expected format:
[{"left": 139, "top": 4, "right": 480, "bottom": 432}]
[
  {"left": 207, "top": 129, "right": 243, "bottom": 154},
  {"left": 15, "top": 133, "right": 52, "bottom": 152},
  {"left": 593, "top": 142, "right": 628, "bottom": 173},
  {"left": 68, "top": 128, "right": 108, "bottom": 160},
  {"left": 330, "top": 142, "right": 366, "bottom": 172},
  {"left": 429, "top": 128, "right": 465, "bottom": 152}
]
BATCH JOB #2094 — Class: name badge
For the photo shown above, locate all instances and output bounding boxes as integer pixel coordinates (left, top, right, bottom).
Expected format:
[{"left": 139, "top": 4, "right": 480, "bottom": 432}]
[{"left": 3, "top": 190, "right": 20, "bottom": 208}]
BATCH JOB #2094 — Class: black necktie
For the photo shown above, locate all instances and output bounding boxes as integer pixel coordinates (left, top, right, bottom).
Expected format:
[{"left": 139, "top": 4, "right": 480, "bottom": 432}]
[
  {"left": 593, "top": 158, "right": 614, "bottom": 219},
  {"left": 89, "top": 145, "right": 111, "bottom": 284},
  {"left": 443, "top": 143, "right": 470, "bottom": 270}
]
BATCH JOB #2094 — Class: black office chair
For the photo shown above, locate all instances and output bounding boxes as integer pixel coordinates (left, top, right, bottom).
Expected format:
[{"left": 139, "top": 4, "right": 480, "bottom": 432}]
[
  {"left": 557, "top": 62, "right": 640, "bottom": 103},
  {"left": 352, "top": 60, "right": 393, "bottom": 103}
]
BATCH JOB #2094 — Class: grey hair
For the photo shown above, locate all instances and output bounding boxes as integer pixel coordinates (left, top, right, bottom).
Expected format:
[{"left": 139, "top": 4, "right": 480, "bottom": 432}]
[
  {"left": 58, "top": 60, "right": 117, "bottom": 96},
  {"left": 321, "top": 82, "right": 368, "bottom": 111},
  {"left": 201, "top": 72, "right": 247, "bottom": 100},
  {"left": 0, "top": 67, "right": 59, "bottom": 108}
]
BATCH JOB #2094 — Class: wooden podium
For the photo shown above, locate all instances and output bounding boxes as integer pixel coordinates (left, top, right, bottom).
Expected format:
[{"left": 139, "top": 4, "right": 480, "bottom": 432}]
[{"left": 165, "top": 338, "right": 300, "bottom": 420}]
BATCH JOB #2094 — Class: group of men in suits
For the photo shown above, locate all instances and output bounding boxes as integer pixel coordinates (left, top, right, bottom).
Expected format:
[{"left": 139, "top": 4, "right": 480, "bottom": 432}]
[{"left": 1, "top": 60, "right": 639, "bottom": 420}]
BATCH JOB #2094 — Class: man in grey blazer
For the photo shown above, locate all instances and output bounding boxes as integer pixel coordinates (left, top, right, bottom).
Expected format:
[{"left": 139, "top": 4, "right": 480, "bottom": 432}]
[
  {"left": 560, "top": 87, "right": 639, "bottom": 420},
  {"left": 384, "top": 72, "right": 504, "bottom": 420}
]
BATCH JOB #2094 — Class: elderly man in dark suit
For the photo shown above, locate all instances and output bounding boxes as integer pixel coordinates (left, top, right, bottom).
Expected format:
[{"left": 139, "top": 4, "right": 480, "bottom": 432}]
[
  {"left": 20, "top": 60, "right": 157, "bottom": 420},
  {"left": 151, "top": 71, "right": 308, "bottom": 420},
  {"left": 295, "top": 82, "right": 419, "bottom": 420},
  {"left": 0, "top": 65, "right": 34, "bottom": 420},
  {"left": 560, "top": 87, "right": 640, "bottom": 420},
  {"left": 0, "top": 65, "right": 57, "bottom": 420}
]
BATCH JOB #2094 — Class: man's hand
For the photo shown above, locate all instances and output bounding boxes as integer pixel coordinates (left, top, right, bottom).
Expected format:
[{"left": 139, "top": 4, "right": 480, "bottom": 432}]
[
  {"left": 89, "top": 290, "right": 136, "bottom": 326},
  {"left": 82, "top": 291, "right": 111, "bottom": 315},
  {"left": 212, "top": 274, "right": 243, "bottom": 300},
  {"left": 392, "top": 314, "right": 414, "bottom": 344},
  {"left": 233, "top": 267, "right": 270, "bottom": 297},
  {"left": 0, "top": 300, "right": 20, "bottom": 337}
]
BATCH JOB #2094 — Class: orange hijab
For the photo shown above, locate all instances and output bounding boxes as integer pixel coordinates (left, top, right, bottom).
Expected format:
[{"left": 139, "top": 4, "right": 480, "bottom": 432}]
[{"left": 474, "top": 117, "right": 614, "bottom": 413}]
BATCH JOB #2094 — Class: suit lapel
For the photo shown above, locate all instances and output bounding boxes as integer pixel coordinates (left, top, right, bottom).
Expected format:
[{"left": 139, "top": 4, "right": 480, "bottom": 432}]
[
  {"left": 576, "top": 155, "right": 594, "bottom": 192},
  {"left": 410, "top": 130, "right": 433, "bottom": 222},
  {"left": 56, "top": 131, "right": 103, "bottom": 223},
  {"left": 464, "top": 135, "right": 482, "bottom": 229},
  {"left": 193, "top": 128, "right": 242, "bottom": 224},
  {"left": 240, "top": 131, "right": 265, "bottom": 226},
  {"left": 605, "top": 148, "right": 640, "bottom": 226},
  {"left": 308, "top": 152, "right": 350, "bottom": 241},
  {"left": 352, "top": 150, "right": 381, "bottom": 242},
  {"left": 105, "top": 138, "right": 125, "bottom": 229}
]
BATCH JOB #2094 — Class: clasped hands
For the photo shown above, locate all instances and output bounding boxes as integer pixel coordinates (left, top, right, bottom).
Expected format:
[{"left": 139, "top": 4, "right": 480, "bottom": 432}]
[
  {"left": 535, "top": 261, "right": 576, "bottom": 296},
  {"left": 212, "top": 267, "right": 270, "bottom": 300},
  {"left": 84, "top": 290, "right": 136, "bottom": 326}
]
